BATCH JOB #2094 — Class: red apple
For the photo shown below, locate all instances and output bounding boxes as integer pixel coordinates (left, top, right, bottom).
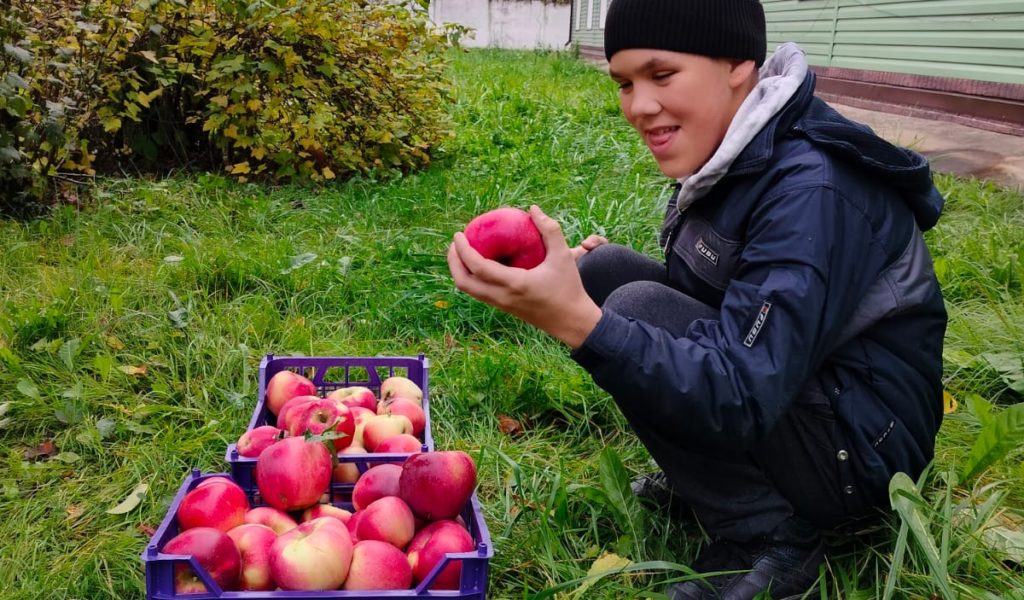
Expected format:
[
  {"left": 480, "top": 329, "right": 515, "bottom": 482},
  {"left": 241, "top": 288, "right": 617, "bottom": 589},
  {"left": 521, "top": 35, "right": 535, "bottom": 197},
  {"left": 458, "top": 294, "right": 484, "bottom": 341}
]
[
  {"left": 362, "top": 413, "right": 414, "bottom": 452},
  {"left": 377, "top": 396, "right": 426, "bottom": 437},
  {"left": 244, "top": 506, "right": 297, "bottom": 535},
  {"left": 277, "top": 394, "right": 319, "bottom": 431},
  {"left": 463, "top": 206, "right": 545, "bottom": 269},
  {"left": 355, "top": 496, "right": 416, "bottom": 550},
  {"left": 236, "top": 425, "right": 284, "bottom": 458},
  {"left": 406, "top": 519, "right": 475, "bottom": 590},
  {"left": 346, "top": 510, "right": 363, "bottom": 542},
  {"left": 375, "top": 433, "right": 423, "bottom": 454},
  {"left": 286, "top": 398, "right": 356, "bottom": 451},
  {"left": 301, "top": 503, "right": 353, "bottom": 524},
  {"left": 333, "top": 445, "right": 370, "bottom": 484},
  {"left": 352, "top": 463, "right": 403, "bottom": 511},
  {"left": 163, "top": 526, "right": 241, "bottom": 593},
  {"left": 343, "top": 540, "right": 414, "bottom": 590},
  {"left": 177, "top": 477, "right": 249, "bottom": 533},
  {"left": 326, "top": 386, "right": 377, "bottom": 412},
  {"left": 269, "top": 517, "right": 353, "bottom": 591},
  {"left": 265, "top": 370, "right": 318, "bottom": 415},
  {"left": 226, "top": 523, "right": 276, "bottom": 591},
  {"left": 380, "top": 376, "right": 423, "bottom": 406},
  {"left": 256, "top": 436, "right": 332, "bottom": 512},
  {"left": 349, "top": 406, "right": 376, "bottom": 447},
  {"left": 399, "top": 451, "right": 477, "bottom": 521}
]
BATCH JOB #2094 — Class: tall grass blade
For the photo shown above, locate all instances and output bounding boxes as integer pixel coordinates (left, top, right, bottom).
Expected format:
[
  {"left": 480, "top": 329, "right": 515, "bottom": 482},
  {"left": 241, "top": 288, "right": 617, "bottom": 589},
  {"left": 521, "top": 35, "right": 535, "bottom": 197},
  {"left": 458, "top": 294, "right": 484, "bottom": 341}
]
[{"left": 889, "top": 472, "right": 955, "bottom": 600}]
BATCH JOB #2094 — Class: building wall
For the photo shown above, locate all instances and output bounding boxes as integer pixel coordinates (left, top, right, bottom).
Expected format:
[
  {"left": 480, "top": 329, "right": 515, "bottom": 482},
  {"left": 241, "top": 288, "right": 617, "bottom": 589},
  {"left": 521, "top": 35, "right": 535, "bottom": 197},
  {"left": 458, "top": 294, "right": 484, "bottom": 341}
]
[
  {"left": 431, "top": 0, "right": 571, "bottom": 50},
  {"left": 762, "top": 0, "right": 1024, "bottom": 85}
]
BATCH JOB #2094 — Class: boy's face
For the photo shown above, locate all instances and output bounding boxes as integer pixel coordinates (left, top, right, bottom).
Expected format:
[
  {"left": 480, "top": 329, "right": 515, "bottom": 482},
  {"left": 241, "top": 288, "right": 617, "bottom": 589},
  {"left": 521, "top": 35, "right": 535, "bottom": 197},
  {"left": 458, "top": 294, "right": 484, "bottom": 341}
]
[{"left": 609, "top": 49, "right": 753, "bottom": 178}]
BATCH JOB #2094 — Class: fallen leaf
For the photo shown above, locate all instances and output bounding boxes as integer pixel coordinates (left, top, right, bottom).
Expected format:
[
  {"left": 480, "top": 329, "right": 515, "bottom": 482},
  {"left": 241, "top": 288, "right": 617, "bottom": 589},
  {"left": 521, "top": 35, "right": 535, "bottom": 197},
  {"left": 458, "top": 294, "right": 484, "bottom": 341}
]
[
  {"left": 106, "top": 482, "right": 148, "bottom": 515},
  {"left": 943, "top": 390, "right": 958, "bottom": 414},
  {"left": 105, "top": 336, "right": 125, "bottom": 350},
  {"left": 52, "top": 451, "right": 81, "bottom": 463},
  {"left": 498, "top": 415, "right": 523, "bottom": 436},
  {"left": 66, "top": 505, "right": 83, "bottom": 520},
  {"left": 22, "top": 439, "right": 57, "bottom": 460},
  {"left": 434, "top": 300, "right": 450, "bottom": 309},
  {"left": 137, "top": 523, "right": 157, "bottom": 537},
  {"left": 573, "top": 552, "right": 633, "bottom": 598},
  {"left": 61, "top": 235, "right": 75, "bottom": 247},
  {"left": 119, "top": 365, "right": 147, "bottom": 376}
]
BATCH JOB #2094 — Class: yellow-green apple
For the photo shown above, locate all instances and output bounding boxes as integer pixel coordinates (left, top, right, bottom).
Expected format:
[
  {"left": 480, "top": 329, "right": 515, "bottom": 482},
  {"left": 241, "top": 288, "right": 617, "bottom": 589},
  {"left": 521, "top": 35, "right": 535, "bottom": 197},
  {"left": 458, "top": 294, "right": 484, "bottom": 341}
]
[
  {"left": 462, "top": 206, "right": 546, "bottom": 270},
  {"left": 355, "top": 496, "right": 416, "bottom": 550},
  {"left": 343, "top": 540, "right": 414, "bottom": 591},
  {"left": 244, "top": 506, "right": 297, "bottom": 535},
  {"left": 380, "top": 376, "right": 423, "bottom": 406},
  {"left": 377, "top": 397, "right": 426, "bottom": 437},
  {"left": 162, "top": 526, "right": 241, "bottom": 593},
  {"left": 256, "top": 436, "right": 332, "bottom": 512},
  {"left": 225, "top": 523, "right": 276, "bottom": 591},
  {"left": 326, "top": 386, "right": 377, "bottom": 412},
  {"left": 399, "top": 451, "right": 477, "bottom": 521},
  {"left": 406, "top": 519, "right": 475, "bottom": 590},
  {"left": 177, "top": 477, "right": 249, "bottom": 532},
  {"left": 301, "top": 503, "right": 352, "bottom": 525},
  {"left": 276, "top": 395, "right": 319, "bottom": 431},
  {"left": 375, "top": 433, "right": 423, "bottom": 454},
  {"left": 236, "top": 425, "right": 284, "bottom": 458},
  {"left": 349, "top": 406, "right": 376, "bottom": 447},
  {"left": 333, "top": 445, "right": 369, "bottom": 484},
  {"left": 352, "top": 463, "right": 403, "bottom": 511},
  {"left": 269, "top": 517, "right": 353, "bottom": 591},
  {"left": 362, "top": 414, "right": 414, "bottom": 452},
  {"left": 265, "top": 371, "right": 317, "bottom": 415},
  {"left": 286, "top": 398, "right": 356, "bottom": 451}
]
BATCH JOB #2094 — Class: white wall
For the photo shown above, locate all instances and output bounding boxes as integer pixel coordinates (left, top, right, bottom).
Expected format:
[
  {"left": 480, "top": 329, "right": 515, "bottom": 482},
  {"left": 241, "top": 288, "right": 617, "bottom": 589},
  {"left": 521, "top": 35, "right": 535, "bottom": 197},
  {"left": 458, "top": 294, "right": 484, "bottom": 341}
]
[{"left": 431, "top": 0, "right": 571, "bottom": 50}]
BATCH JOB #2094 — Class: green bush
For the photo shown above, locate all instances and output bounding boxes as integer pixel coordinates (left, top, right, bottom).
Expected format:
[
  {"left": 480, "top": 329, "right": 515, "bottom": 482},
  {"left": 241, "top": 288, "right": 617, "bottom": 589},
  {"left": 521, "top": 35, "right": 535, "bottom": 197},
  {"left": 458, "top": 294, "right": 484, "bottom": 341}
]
[{"left": 0, "top": 0, "right": 464, "bottom": 214}]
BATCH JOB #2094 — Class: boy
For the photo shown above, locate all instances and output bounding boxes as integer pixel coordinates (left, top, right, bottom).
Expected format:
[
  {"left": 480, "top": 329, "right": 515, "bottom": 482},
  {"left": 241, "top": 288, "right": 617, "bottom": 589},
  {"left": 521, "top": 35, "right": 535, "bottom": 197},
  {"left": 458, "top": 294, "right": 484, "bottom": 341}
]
[{"left": 447, "top": 0, "right": 947, "bottom": 597}]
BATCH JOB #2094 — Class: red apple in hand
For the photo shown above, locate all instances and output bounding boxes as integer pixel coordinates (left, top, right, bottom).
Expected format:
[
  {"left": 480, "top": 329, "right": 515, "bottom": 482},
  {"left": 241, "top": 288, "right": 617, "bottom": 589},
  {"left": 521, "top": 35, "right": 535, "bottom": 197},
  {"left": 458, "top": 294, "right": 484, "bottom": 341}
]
[
  {"left": 463, "top": 206, "right": 546, "bottom": 269},
  {"left": 163, "top": 526, "right": 241, "bottom": 593},
  {"left": 226, "top": 523, "right": 277, "bottom": 591},
  {"left": 406, "top": 519, "right": 475, "bottom": 590},
  {"left": 399, "top": 451, "right": 477, "bottom": 521},
  {"left": 344, "top": 539, "right": 414, "bottom": 590},
  {"left": 265, "top": 371, "right": 317, "bottom": 415},
  {"left": 256, "top": 436, "right": 332, "bottom": 512},
  {"left": 270, "top": 517, "right": 353, "bottom": 591},
  {"left": 177, "top": 477, "right": 249, "bottom": 532}
]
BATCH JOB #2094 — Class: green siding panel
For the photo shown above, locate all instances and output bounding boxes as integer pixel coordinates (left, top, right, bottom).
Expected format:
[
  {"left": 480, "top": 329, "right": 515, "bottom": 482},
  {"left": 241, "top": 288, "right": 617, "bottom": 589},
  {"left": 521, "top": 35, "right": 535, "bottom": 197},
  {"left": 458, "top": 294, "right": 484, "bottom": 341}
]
[
  {"left": 839, "top": 0, "right": 1023, "bottom": 19},
  {"left": 834, "top": 31, "right": 1024, "bottom": 50},
  {"left": 840, "top": 15, "right": 1024, "bottom": 32}
]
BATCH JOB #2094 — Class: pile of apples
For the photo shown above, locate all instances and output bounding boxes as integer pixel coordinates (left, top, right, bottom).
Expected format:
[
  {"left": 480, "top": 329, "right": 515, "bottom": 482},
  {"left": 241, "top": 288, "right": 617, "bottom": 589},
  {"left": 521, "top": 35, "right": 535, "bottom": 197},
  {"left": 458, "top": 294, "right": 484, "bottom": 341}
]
[
  {"left": 236, "top": 370, "right": 428, "bottom": 460},
  {"left": 161, "top": 448, "right": 478, "bottom": 592}
]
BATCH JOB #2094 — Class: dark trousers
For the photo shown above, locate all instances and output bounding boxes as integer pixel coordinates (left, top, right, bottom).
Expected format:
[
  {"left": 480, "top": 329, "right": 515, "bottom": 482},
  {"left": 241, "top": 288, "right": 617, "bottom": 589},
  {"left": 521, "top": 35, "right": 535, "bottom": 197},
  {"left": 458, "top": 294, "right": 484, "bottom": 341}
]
[{"left": 577, "top": 244, "right": 871, "bottom": 543}]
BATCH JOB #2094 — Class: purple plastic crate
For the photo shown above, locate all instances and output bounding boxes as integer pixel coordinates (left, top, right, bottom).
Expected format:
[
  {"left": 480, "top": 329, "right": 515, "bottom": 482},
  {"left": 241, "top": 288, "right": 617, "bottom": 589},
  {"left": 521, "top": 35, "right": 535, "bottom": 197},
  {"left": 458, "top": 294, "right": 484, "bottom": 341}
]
[
  {"left": 142, "top": 466, "right": 493, "bottom": 599},
  {"left": 226, "top": 354, "right": 433, "bottom": 490}
]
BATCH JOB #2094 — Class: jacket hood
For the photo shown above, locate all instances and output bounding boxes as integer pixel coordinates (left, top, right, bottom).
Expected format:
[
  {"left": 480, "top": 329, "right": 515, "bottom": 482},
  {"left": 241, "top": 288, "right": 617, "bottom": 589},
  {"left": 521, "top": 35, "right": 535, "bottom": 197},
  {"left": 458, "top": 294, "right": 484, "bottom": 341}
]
[{"left": 679, "top": 42, "right": 945, "bottom": 231}]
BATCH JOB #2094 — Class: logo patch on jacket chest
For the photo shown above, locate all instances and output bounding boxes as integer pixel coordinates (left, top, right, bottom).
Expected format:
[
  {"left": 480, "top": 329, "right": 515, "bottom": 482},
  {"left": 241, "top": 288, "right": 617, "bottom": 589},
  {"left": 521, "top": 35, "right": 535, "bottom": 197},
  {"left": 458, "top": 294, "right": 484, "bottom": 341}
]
[{"left": 695, "top": 238, "right": 719, "bottom": 265}]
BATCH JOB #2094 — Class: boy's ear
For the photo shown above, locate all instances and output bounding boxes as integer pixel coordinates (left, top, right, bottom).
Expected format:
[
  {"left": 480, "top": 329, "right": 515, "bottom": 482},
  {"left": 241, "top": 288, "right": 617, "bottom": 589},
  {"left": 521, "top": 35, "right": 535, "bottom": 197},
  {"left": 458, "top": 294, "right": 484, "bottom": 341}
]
[{"left": 727, "top": 59, "right": 758, "bottom": 89}]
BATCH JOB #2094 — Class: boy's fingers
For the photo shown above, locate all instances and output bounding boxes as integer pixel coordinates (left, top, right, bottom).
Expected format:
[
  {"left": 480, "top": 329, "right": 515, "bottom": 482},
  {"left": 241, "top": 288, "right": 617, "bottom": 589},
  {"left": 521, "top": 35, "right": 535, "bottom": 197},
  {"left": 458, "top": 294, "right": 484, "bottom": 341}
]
[{"left": 529, "top": 205, "right": 567, "bottom": 251}]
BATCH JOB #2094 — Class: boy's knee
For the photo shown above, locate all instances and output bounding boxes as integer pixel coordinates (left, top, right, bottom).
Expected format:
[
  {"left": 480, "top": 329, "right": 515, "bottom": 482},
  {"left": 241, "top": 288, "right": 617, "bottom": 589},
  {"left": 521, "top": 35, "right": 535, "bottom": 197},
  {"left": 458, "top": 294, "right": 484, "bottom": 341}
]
[{"left": 577, "top": 243, "right": 629, "bottom": 278}]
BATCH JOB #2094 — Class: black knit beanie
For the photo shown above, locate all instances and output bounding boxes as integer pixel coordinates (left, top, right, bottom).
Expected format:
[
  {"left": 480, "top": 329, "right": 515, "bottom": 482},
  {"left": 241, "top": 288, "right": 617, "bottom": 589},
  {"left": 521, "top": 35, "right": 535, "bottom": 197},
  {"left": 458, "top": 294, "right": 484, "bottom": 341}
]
[{"left": 604, "top": 0, "right": 767, "bottom": 67}]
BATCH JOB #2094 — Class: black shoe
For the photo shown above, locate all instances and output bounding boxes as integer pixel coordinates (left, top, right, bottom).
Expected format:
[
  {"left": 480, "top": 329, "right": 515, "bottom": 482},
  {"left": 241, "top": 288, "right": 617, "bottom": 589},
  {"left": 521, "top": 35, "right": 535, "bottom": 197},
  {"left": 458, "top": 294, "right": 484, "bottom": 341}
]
[
  {"left": 665, "top": 538, "right": 759, "bottom": 600},
  {"left": 717, "top": 537, "right": 825, "bottom": 600}
]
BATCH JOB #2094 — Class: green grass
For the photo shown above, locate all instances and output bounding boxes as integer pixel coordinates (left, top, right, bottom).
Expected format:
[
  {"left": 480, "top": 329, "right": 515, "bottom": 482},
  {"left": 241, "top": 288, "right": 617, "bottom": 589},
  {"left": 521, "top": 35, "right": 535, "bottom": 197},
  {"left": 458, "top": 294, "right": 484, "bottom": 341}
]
[{"left": 2, "top": 48, "right": 1024, "bottom": 599}]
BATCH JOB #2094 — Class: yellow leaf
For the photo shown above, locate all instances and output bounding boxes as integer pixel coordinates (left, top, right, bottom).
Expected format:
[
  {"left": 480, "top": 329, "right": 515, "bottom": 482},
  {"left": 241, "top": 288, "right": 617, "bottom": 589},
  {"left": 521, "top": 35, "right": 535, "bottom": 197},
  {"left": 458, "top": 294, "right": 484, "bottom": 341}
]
[
  {"left": 139, "top": 50, "right": 158, "bottom": 63},
  {"left": 223, "top": 124, "right": 239, "bottom": 139},
  {"left": 230, "top": 162, "right": 251, "bottom": 174},
  {"left": 105, "top": 336, "right": 125, "bottom": 350},
  {"left": 434, "top": 300, "right": 449, "bottom": 309},
  {"left": 136, "top": 88, "right": 163, "bottom": 109},
  {"left": 943, "top": 390, "right": 958, "bottom": 414},
  {"left": 573, "top": 552, "right": 633, "bottom": 598},
  {"left": 321, "top": 166, "right": 335, "bottom": 180},
  {"left": 251, "top": 147, "right": 267, "bottom": 160},
  {"left": 246, "top": 99, "right": 263, "bottom": 111},
  {"left": 119, "top": 365, "right": 147, "bottom": 376},
  {"left": 210, "top": 95, "right": 229, "bottom": 108}
]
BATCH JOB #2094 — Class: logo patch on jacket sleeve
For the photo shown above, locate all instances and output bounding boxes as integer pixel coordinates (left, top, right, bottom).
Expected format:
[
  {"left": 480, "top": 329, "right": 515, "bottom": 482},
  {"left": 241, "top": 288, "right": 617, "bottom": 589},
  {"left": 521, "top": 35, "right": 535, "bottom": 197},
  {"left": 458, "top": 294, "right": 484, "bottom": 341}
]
[{"left": 743, "top": 301, "right": 772, "bottom": 347}]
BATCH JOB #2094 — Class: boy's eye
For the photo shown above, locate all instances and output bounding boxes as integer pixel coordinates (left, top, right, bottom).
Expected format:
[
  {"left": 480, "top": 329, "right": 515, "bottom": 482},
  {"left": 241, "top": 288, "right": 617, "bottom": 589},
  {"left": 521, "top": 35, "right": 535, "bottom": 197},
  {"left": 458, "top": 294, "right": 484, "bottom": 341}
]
[
  {"left": 653, "top": 71, "right": 673, "bottom": 81},
  {"left": 617, "top": 81, "right": 633, "bottom": 91}
]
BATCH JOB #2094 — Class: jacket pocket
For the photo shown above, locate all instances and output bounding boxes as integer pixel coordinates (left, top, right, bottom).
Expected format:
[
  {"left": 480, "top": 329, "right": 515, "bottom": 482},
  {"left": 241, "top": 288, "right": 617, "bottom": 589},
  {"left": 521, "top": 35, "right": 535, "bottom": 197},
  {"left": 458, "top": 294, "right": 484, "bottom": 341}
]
[{"left": 668, "top": 216, "right": 743, "bottom": 292}]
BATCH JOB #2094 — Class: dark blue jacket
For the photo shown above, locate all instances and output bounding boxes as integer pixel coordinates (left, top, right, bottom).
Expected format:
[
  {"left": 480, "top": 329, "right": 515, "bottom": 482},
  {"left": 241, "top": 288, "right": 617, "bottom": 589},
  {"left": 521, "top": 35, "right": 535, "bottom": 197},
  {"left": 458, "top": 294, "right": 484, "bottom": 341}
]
[{"left": 573, "top": 71, "right": 947, "bottom": 501}]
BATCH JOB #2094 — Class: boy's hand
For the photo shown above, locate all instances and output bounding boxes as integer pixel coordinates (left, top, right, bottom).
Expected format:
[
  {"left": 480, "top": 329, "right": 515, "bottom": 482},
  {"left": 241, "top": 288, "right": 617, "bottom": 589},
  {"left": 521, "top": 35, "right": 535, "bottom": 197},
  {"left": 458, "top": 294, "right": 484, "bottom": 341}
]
[
  {"left": 448, "top": 205, "right": 603, "bottom": 349},
  {"left": 570, "top": 234, "right": 609, "bottom": 261}
]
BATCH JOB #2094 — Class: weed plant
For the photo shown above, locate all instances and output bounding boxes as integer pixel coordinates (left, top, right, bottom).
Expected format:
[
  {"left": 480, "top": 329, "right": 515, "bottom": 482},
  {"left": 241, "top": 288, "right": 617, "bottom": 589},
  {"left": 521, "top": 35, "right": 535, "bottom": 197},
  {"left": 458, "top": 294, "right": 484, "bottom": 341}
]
[{"left": 1, "top": 49, "right": 1023, "bottom": 599}]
